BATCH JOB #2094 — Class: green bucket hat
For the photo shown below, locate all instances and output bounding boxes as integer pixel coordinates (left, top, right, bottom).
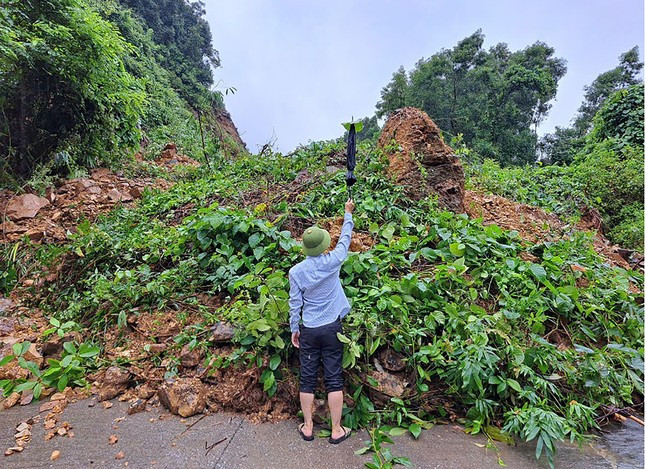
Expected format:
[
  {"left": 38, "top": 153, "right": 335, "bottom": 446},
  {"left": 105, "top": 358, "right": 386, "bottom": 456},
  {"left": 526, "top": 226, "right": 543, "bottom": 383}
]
[{"left": 301, "top": 226, "right": 331, "bottom": 257}]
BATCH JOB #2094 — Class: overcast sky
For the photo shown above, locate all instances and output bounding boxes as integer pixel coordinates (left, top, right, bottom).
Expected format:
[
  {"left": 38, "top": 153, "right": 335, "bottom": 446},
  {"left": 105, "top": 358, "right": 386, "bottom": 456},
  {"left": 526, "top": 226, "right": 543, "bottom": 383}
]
[{"left": 204, "top": 0, "right": 644, "bottom": 153}]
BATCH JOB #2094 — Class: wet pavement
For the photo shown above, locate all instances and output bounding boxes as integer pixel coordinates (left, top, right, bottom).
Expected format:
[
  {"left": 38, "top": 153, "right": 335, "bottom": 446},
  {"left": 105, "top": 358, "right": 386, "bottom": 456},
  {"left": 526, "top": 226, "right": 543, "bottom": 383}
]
[{"left": 0, "top": 398, "right": 642, "bottom": 468}]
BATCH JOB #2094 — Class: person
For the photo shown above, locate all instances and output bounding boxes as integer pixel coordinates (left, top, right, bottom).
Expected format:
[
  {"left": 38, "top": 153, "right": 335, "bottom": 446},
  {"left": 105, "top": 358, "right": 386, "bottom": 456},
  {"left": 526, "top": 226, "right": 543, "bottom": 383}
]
[{"left": 289, "top": 198, "right": 355, "bottom": 444}]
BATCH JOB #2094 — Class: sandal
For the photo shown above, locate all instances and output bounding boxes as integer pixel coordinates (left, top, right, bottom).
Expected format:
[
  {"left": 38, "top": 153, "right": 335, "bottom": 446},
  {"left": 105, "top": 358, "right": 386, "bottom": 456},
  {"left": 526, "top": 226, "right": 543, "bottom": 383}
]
[
  {"left": 329, "top": 426, "right": 351, "bottom": 444},
  {"left": 299, "top": 423, "right": 314, "bottom": 441}
]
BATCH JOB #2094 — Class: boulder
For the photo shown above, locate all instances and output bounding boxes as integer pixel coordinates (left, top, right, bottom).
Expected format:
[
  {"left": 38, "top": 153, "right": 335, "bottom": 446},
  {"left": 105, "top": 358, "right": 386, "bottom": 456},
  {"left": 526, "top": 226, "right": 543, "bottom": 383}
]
[
  {"left": 179, "top": 344, "right": 202, "bottom": 368},
  {"left": 368, "top": 370, "right": 408, "bottom": 398},
  {"left": 377, "top": 107, "right": 465, "bottom": 212},
  {"left": 23, "top": 344, "right": 43, "bottom": 368},
  {"left": 378, "top": 348, "right": 406, "bottom": 372},
  {"left": 6, "top": 194, "right": 49, "bottom": 221},
  {"left": 97, "top": 366, "right": 131, "bottom": 401},
  {"left": 157, "top": 378, "right": 205, "bottom": 417},
  {"left": 210, "top": 322, "right": 236, "bottom": 342}
]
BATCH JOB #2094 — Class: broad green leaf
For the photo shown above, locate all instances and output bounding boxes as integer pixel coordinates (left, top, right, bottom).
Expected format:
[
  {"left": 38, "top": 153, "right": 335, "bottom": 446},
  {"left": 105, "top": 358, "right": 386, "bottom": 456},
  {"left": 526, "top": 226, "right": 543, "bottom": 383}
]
[
  {"left": 408, "top": 423, "right": 422, "bottom": 439},
  {"left": 336, "top": 333, "right": 351, "bottom": 344},
  {"left": 269, "top": 355, "right": 281, "bottom": 370},
  {"left": 529, "top": 264, "right": 547, "bottom": 279},
  {"left": 389, "top": 427, "right": 407, "bottom": 436}
]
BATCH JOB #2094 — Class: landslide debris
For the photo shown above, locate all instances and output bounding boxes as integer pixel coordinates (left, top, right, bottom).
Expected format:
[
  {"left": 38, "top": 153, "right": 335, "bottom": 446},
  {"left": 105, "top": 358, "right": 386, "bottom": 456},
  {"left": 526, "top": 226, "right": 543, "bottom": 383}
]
[
  {"left": 378, "top": 107, "right": 465, "bottom": 212},
  {"left": 465, "top": 190, "right": 632, "bottom": 269},
  {"left": 0, "top": 169, "right": 170, "bottom": 243}
]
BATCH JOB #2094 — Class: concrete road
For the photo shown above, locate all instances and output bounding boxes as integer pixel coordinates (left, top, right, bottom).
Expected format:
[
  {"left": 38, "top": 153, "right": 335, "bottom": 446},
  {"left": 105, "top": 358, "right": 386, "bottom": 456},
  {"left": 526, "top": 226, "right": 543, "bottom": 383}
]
[{"left": 0, "top": 398, "right": 641, "bottom": 468}]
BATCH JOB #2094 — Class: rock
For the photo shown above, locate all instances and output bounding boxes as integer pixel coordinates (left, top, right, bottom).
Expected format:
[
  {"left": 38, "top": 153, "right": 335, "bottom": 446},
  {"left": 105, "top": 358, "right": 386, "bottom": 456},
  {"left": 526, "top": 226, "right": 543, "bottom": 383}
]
[
  {"left": 377, "top": 107, "right": 465, "bottom": 212},
  {"left": 15, "top": 422, "right": 30, "bottom": 432},
  {"left": 147, "top": 343, "right": 167, "bottom": 354},
  {"left": 23, "top": 343, "right": 43, "bottom": 368},
  {"left": 157, "top": 378, "right": 205, "bottom": 417},
  {"left": 20, "top": 391, "right": 33, "bottom": 406},
  {"left": 6, "top": 194, "right": 50, "bottom": 220},
  {"left": 45, "top": 187, "right": 56, "bottom": 203},
  {"left": 107, "top": 189, "right": 126, "bottom": 202},
  {"left": 136, "top": 383, "right": 155, "bottom": 400},
  {"left": 98, "top": 366, "right": 131, "bottom": 401},
  {"left": 2, "top": 392, "right": 20, "bottom": 409},
  {"left": 0, "top": 316, "right": 16, "bottom": 334},
  {"left": 378, "top": 348, "right": 406, "bottom": 372},
  {"left": 74, "top": 178, "right": 95, "bottom": 191},
  {"left": 51, "top": 450, "right": 61, "bottom": 461},
  {"left": 368, "top": 370, "right": 408, "bottom": 398},
  {"left": 42, "top": 337, "right": 63, "bottom": 357},
  {"left": 180, "top": 344, "right": 202, "bottom": 368},
  {"left": 210, "top": 322, "right": 236, "bottom": 342},
  {"left": 25, "top": 229, "right": 45, "bottom": 241},
  {"left": 50, "top": 392, "right": 67, "bottom": 401},
  {"left": 129, "top": 186, "right": 143, "bottom": 199},
  {"left": 127, "top": 399, "right": 146, "bottom": 415}
]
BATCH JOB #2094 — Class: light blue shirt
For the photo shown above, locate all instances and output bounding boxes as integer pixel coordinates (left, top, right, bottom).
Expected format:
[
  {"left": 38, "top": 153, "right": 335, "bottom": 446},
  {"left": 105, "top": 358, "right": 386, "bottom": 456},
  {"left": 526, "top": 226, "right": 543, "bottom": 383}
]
[{"left": 289, "top": 213, "right": 354, "bottom": 333}]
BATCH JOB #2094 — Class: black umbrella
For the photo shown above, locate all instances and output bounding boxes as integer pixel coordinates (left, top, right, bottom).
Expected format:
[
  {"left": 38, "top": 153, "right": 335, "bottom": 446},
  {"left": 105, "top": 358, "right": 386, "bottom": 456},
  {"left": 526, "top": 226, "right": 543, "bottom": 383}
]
[{"left": 346, "top": 123, "right": 357, "bottom": 199}]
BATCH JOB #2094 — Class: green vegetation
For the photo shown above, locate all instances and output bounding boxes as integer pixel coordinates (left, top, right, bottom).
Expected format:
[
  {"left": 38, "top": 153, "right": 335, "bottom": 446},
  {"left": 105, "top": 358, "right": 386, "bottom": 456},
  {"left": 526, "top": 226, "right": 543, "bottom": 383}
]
[
  {"left": 0, "top": 0, "right": 236, "bottom": 186},
  {"left": 0, "top": 340, "right": 99, "bottom": 398},
  {"left": 6, "top": 139, "right": 639, "bottom": 467},
  {"left": 469, "top": 84, "right": 644, "bottom": 251},
  {"left": 376, "top": 30, "right": 567, "bottom": 165},
  {"left": 540, "top": 47, "right": 642, "bottom": 164}
]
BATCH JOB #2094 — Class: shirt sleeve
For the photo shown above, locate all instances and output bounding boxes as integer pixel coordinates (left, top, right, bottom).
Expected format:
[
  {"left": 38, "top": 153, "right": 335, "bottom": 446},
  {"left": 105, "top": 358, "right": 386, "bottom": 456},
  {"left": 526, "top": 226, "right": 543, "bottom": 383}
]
[
  {"left": 288, "top": 272, "right": 303, "bottom": 333},
  {"left": 327, "top": 213, "right": 354, "bottom": 268}
]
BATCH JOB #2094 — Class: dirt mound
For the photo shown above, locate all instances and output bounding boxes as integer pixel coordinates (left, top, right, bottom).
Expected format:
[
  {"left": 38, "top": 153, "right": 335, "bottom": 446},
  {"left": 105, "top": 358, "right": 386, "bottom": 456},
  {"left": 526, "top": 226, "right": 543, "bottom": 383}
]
[
  {"left": 377, "top": 107, "right": 465, "bottom": 212},
  {"left": 0, "top": 169, "right": 171, "bottom": 243},
  {"left": 465, "top": 190, "right": 630, "bottom": 269}
]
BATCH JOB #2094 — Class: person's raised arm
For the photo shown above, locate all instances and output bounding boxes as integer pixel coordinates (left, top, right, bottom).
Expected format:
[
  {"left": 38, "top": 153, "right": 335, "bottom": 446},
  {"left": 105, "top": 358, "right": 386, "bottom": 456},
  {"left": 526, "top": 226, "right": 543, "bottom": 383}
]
[
  {"left": 328, "top": 199, "right": 355, "bottom": 267},
  {"left": 289, "top": 272, "right": 303, "bottom": 347}
]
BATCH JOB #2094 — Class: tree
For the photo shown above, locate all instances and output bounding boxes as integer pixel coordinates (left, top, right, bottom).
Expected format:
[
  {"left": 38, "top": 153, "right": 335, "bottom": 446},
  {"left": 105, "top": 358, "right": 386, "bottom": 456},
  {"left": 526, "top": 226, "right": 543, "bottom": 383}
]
[
  {"left": 0, "top": 0, "right": 145, "bottom": 179},
  {"left": 537, "top": 127, "right": 582, "bottom": 165},
  {"left": 118, "top": 0, "right": 220, "bottom": 108},
  {"left": 573, "top": 46, "right": 643, "bottom": 135},
  {"left": 375, "top": 66, "right": 409, "bottom": 118},
  {"left": 540, "top": 47, "right": 643, "bottom": 165},
  {"left": 376, "top": 31, "right": 566, "bottom": 165}
]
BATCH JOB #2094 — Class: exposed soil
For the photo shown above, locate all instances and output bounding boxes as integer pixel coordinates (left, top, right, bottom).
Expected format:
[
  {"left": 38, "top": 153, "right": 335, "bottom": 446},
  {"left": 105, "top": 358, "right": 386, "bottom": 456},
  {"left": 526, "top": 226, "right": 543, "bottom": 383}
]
[
  {"left": 378, "top": 107, "right": 465, "bottom": 212},
  {"left": 464, "top": 190, "right": 631, "bottom": 269},
  {"left": 212, "top": 108, "right": 247, "bottom": 156},
  {"left": 0, "top": 144, "right": 203, "bottom": 244}
]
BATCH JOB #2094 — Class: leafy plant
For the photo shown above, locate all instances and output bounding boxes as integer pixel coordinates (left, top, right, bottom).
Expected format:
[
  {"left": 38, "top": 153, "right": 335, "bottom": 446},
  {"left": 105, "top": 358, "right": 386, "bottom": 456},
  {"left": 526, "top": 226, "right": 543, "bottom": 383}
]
[{"left": 0, "top": 341, "right": 99, "bottom": 398}]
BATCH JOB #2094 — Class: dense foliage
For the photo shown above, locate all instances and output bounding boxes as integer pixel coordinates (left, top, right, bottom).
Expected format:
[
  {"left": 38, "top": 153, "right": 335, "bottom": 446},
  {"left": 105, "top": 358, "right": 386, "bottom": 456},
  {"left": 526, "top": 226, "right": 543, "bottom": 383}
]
[
  {"left": 0, "top": 0, "right": 145, "bottom": 179},
  {"left": 376, "top": 30, "right": 567, "bottom": 165},
  {"left": 8, "top": 138, "right": 640, "bottom": 467},
  {"left": 470, "top": 84, "right": 644, "bottom": 251},
  {"left": 540, "top": 48, "right": 642, "bottom": 164},
  {"left": 116, "top": 0, "right": 220, "bottom": 108},
  {"left": 0, "top": 0, "right": 230, "bottom": 185}
]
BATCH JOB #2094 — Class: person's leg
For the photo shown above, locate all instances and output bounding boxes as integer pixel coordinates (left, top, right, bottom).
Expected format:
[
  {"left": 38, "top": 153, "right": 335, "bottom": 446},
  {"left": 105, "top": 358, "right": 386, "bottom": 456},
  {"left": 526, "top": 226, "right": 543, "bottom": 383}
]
[
  {"left": 299, "top": 391, "right": 315, "bottom": 437},
  {"left": 298, "top": 326, "right": 320, "bottom": 438},
  {"left": 328, "top": 389, "right": 344, "bottom": 437},
  {"left": 321, "top": 319, "right": 349, "bottom": 441}
]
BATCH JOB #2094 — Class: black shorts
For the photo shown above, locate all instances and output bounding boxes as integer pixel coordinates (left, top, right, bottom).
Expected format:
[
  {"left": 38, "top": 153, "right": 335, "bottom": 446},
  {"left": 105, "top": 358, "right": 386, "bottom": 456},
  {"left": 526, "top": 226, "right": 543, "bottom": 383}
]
[{"left": 299, "top": 318, "right": 344, "bottom": 393}]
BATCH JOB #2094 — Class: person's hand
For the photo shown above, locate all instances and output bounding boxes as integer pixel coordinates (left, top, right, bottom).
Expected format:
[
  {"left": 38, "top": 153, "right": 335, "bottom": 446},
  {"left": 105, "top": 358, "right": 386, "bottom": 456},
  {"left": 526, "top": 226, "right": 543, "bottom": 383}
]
[
  {"left": 345, "top": 199, "right": 355, "bottom": 214},
  {"left": 291, "top": 332, "right": 300, "bottom": 348}
]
